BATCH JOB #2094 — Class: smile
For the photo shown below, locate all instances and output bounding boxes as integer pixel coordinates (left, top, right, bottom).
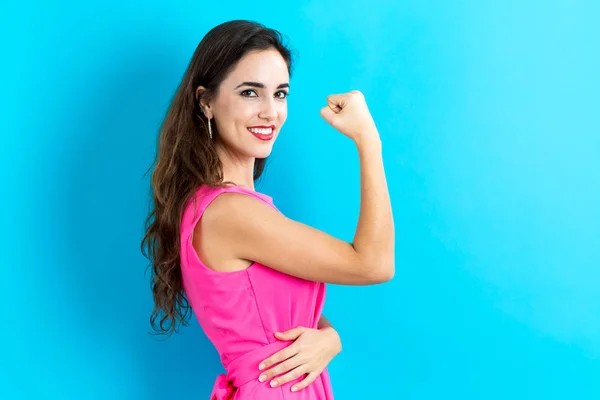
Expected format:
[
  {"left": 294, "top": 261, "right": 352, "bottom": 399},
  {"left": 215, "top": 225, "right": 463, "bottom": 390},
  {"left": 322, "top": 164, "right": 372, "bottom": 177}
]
[{"left": 247, "top": 127, "right": 275, "bottom": 141}]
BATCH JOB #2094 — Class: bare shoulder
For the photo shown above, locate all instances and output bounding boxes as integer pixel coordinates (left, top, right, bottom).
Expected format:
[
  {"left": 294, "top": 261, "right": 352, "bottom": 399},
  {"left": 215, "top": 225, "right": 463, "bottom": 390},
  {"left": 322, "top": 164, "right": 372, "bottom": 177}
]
[{"left": 191, "top": 192, "right": 263, "bottom": 273}]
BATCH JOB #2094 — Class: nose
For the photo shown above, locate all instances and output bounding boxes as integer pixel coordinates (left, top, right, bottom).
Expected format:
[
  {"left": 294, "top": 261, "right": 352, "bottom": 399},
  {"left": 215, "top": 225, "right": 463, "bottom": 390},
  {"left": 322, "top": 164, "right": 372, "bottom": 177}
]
[{"left": 258, "top": 97, "right": 277, "bottom": 121}]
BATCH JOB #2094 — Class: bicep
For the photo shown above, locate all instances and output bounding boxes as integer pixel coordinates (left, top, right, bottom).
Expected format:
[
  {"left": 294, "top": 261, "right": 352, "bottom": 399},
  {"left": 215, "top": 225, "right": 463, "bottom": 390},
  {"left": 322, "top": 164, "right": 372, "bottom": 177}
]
[{"left": 208, "top": 193, "right": 385, "bottom": 285}]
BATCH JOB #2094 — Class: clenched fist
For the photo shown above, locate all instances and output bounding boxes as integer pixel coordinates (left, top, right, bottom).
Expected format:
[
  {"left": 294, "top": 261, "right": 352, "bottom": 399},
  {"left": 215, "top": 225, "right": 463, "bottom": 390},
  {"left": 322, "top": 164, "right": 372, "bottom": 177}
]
[{"left": 319, "top": 90, "right": 380, "bottom": 144}]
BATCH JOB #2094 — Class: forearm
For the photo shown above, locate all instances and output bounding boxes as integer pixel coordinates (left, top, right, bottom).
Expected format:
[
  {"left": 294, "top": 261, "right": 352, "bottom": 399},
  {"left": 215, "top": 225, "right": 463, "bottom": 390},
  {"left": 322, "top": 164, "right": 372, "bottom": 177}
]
[
  {"left": 318, "top": 314, "right": 333, "bottom": 330},
  {"left": 353, "top": 137, "right": 395, "bottom": 277}
]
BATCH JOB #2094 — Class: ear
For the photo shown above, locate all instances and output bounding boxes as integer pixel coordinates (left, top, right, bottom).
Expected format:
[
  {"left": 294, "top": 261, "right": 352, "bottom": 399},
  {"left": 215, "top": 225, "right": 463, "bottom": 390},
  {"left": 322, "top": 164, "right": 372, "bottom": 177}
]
[{"left": 195, "top": 85, "right": 213, "bottom": 119}]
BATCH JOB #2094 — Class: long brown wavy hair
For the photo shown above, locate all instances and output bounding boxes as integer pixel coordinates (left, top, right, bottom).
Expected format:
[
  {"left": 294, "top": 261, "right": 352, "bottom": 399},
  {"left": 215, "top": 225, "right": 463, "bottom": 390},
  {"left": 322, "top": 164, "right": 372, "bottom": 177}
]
[{"left": 141, "top": 20, "right": 295, "bottom": 337}]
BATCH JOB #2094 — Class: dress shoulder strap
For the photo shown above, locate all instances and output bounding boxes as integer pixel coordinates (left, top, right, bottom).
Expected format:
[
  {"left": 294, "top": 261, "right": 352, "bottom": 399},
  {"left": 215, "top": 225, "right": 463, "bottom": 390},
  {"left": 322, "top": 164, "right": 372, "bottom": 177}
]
[{"left": 180, "top": 184, "right": 275, "bottom": 244}]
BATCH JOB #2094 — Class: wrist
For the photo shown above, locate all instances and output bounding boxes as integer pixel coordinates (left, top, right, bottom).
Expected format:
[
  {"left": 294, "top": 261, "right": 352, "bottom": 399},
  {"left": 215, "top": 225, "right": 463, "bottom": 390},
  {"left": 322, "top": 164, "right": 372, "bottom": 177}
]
[
  {"left": 319, "top": 326, "right": 342, "bottom": 353},
  {"left": 355, "top": 134, "right": 382, "bottom": 153}
]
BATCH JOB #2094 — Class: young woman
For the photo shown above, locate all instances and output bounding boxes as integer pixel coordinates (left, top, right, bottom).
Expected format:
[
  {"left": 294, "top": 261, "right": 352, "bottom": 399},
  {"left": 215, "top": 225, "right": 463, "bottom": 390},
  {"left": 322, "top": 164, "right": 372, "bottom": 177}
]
[{"left": 142, "top": 20, "right": 394, "bottom": 399}]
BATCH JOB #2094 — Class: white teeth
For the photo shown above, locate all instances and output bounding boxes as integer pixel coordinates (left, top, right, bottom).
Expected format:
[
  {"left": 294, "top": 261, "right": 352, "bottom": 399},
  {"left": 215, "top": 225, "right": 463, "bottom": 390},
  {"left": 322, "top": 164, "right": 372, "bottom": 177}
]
[{"left": 248, "top": 127, "right": 273, "bottom": 135}]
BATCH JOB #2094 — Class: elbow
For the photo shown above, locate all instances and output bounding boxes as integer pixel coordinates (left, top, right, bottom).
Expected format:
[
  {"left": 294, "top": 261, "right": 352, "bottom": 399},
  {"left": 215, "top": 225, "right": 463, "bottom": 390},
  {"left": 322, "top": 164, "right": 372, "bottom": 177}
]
[
  {"left": 366, "top": 263, "right": 395, "bottom": 284},
  {"left": 379, "top": 264, "right": 395, "bottom": 282},
  {"left": 354, "top": 248, "right": 395, "bottom": 284}
]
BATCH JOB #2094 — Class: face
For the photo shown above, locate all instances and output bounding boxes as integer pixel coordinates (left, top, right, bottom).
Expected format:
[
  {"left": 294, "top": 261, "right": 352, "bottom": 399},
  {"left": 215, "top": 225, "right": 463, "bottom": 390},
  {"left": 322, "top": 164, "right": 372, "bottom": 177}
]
[{"left": 199, "top": 48, "right": 290, "bottom": 160}]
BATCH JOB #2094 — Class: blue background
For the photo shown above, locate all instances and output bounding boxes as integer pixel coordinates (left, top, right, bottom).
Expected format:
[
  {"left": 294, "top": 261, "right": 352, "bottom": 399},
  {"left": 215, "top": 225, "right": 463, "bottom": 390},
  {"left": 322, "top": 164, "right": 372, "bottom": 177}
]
[{"left": 2, "top": 1, "right": 599, "bottom": 399}]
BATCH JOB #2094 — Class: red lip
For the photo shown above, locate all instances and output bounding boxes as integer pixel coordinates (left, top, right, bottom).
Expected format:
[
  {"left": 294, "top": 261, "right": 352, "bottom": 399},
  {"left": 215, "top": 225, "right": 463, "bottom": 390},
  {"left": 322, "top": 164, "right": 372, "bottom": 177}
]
[
  {"left": 247, "top": 126, "right": 275, "bottom": 141},
  {"left": 248, "top": 125, "right": 276, "bottom": 129}
]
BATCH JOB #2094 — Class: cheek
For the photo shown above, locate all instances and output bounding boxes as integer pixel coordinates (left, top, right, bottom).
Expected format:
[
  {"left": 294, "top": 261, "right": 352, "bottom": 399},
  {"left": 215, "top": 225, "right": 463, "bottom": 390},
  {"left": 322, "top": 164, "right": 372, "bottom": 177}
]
[
  {"left": 278, "top": 104, "right": 288, "bottom": 122},
  {"left": 218, "top": 96, "right": 254, "bottom": 122},
  {"left": 236, "top": 103, "right": 260, "bottom": 123}
]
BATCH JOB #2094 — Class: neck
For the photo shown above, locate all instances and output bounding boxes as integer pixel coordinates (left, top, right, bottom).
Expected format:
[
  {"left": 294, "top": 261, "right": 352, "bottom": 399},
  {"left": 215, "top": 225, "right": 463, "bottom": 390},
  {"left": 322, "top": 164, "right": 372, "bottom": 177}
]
[{"left": 216, "top": 143, "right": 256, "bottom": 190}]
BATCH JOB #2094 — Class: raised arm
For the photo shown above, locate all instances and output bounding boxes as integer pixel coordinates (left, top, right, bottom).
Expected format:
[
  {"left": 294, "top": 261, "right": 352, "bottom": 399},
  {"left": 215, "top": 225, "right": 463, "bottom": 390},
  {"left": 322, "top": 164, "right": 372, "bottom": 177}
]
[{"left": 200, "top": 90, "right": 395, "bottom": 285}]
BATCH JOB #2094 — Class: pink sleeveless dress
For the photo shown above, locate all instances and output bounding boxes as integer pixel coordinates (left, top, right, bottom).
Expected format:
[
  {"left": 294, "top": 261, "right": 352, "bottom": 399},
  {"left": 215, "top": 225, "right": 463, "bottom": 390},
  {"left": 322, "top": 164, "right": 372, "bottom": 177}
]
[{"left": 180, "top": 184, "right": 334, "bottom": 399}]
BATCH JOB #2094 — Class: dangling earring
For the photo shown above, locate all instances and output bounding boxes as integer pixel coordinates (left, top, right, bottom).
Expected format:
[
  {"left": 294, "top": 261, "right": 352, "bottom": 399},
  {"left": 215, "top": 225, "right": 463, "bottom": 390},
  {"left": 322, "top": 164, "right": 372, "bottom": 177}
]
[{"left": 201, "top": 107, "right": 213, "bottom": 140}]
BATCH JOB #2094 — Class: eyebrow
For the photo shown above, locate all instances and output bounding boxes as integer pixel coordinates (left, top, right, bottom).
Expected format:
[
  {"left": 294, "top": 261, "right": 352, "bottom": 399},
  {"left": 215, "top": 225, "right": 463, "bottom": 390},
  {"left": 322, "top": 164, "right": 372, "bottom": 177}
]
[{"left": 234, "top": 81, "right": 290, "bottom": 90}]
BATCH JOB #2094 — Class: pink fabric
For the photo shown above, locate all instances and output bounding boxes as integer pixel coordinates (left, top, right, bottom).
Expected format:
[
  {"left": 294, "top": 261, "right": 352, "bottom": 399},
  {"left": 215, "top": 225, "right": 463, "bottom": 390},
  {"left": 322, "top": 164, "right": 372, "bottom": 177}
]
[{"left": 180, "top": 185, "right": 334, "bottom": 399}]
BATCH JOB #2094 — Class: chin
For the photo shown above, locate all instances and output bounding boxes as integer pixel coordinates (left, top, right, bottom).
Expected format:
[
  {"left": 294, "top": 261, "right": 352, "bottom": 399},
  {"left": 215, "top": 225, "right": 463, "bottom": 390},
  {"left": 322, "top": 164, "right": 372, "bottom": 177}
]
[{"left": 254, "top": 147, "right": 274, "bottom": 159}]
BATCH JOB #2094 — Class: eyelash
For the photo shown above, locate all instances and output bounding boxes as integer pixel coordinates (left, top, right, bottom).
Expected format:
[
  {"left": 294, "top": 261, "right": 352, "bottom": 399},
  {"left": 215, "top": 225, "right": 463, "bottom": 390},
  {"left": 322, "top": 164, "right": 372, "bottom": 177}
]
[{"left": 240, "top": 89, "right": 289, "bottom": 99}]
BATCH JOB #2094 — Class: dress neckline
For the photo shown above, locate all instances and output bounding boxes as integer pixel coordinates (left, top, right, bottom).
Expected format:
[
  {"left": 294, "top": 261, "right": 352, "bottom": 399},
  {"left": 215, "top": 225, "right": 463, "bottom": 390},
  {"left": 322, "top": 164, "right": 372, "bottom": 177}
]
[{"left": 206, "top": 183, "right": 273, "bottom": 202}]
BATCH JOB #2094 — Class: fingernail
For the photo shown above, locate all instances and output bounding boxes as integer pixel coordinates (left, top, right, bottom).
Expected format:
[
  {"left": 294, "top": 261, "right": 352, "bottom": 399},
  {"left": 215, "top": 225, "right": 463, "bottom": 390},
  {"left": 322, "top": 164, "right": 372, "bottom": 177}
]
[
  {"left": 259, "top": 375, "right": 266, "bottom": 382},
  {"left": 270, "top": 380, "right": 278, "bottom": 387},
  {"left": 258, "top": 363, "right": 266, "bottom": 370},
  {"left": 291, "top": 386, "right": 298, "bottom": 392}
]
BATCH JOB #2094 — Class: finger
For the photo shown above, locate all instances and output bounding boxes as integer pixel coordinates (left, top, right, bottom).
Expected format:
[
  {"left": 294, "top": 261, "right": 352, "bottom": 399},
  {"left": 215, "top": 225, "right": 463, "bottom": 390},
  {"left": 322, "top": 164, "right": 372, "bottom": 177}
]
[
  {"left": 290, "top": 371, "right": 319, "bottom": 392},
  {"left": 269, "top": 364, "right": 310, "bottom": 388},
  {"left": 274, "top": 326, "right": 306, "bottom": 341},
  {"left": 325, "top": 93, "right": 348, "bottom": 110},
  {"left": 259, "top": 357, "right": 300, "bottom": 383},
  {"left": 258, "top": 344, "right": 298, "bottom": 372},
  {"left": 327, "top": 102, "right": 342, "bottom": 113},
  {"left": 320, "top": 106, "right": 339, "bottom": 127},
  {"left": 326, "top": 90, "right": 363, "bottom": 111}
]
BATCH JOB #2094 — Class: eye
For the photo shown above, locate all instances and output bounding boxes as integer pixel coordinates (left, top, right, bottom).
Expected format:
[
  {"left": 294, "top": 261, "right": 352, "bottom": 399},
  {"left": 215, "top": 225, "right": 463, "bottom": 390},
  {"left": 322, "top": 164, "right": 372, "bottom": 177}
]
[
  {"left": 240, "top": 89, "right": 289, "bottom": 99},
  {"left": 240, "top": 89, "right": 258, "bottom": 97}
]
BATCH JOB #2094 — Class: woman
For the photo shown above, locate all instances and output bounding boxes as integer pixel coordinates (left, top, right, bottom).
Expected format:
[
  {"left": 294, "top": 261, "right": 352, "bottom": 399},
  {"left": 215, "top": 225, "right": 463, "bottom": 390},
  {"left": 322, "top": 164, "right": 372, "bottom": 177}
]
[{"left": 142, "top": 20, "right": 394, "bottom": 399}]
